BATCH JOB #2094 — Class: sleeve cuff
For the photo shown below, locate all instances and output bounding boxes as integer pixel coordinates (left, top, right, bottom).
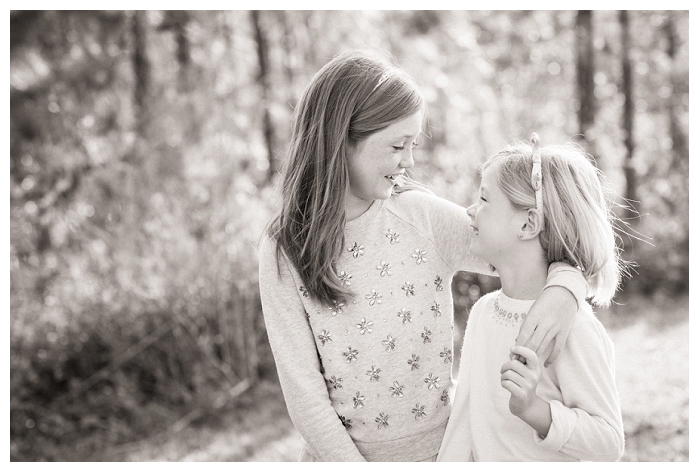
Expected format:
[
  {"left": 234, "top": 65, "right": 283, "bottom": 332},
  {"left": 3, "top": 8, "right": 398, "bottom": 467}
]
[{"left": 534, "top": 400, "right": 576, "bottom": 452}]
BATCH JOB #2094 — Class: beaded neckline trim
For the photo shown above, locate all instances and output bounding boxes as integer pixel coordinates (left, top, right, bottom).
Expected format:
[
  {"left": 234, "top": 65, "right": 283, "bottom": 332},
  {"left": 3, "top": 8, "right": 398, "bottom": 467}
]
[{"left": 493, "top": 295, "right": 528, "bottom": 325}]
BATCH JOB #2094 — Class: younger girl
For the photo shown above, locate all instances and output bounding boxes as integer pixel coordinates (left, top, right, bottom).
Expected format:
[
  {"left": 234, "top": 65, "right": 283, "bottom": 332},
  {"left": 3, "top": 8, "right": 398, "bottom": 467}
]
[
  {"left": 259, "top": 51, "right": 587, "bottom": 462},
  {"left": 438, "top": 135, "right": 625, "bottom": 461}
]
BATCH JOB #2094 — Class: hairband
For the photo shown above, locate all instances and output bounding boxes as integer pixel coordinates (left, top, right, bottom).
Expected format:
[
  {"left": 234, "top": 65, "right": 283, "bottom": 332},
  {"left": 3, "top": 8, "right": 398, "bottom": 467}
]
[
  {"left": 529, "top": 133, "right": 543, "bottom": 212},
  {"left": 371, "top": 71, "right": 392, "bottom": 93}
]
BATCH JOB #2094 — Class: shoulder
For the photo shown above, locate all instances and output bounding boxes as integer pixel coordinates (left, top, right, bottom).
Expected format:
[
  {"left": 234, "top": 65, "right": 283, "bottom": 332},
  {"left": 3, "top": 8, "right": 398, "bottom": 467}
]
[
  {"left": 258, "top": 232, "right": 278, "bottom": 263},
  {"left": 566, "top": 303, "right": 615, "bottom": 356},
  {"left": 258, "top": 233, "right": 288, "bottom": 278},
  {"left": 469, "top": 290, "right": 499, "bottom": 319}
]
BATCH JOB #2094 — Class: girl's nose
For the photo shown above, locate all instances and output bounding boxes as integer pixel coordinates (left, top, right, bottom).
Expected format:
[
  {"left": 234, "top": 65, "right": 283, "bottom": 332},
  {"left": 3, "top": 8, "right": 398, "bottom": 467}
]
[
  {"left": 400, "top": 149, "right": 415, "bottom": 169},
  {"left": 466, "top": 203, "right": 476, "bottom": 218}
]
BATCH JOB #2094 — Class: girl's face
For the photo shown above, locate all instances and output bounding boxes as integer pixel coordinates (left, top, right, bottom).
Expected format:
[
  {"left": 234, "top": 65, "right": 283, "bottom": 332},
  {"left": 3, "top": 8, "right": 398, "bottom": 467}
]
[
  {"left": 346, "top": 112, "right": 422, "bottom": 220},
  {"left": 466, "top": 166, "right": 524, "bottom": 267}
]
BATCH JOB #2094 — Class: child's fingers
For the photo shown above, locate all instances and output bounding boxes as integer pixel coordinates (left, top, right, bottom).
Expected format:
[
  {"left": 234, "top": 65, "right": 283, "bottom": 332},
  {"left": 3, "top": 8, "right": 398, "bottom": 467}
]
[
  {"left": 510, "top": 345, "right": 539, "bottom": 368},
  {"left": 500, "top": 368, "right": 525, "bottom": 388},
  {"left": 500, "top": 359, "right": 528, "bottom": 377},
  {"left": 516, "top": 321, "right": 546, "bottom": 354},
  {"left": 500, "top": 378, "right": 522, "bottom": 395},
  {"left": 508, "top": 351, "right": 527, "bottom": 363},
  {"left": 534, "top": 329, "right": 556, "bottom": 360},
  {"left": 540, "top": 338, "right": 556, "bottom": 367}
]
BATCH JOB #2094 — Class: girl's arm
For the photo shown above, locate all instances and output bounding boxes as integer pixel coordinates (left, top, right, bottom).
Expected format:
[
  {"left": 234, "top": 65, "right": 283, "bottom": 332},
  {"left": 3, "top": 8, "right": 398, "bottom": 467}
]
[
  {"left": 516, "top": 263, "right": 587, "bottom": 367},
  {"left": 502, "top": 309, "right": 624, "bottom": 461},
  {"left": 258, "top": 237, "right": 366, "bottom": 462}
]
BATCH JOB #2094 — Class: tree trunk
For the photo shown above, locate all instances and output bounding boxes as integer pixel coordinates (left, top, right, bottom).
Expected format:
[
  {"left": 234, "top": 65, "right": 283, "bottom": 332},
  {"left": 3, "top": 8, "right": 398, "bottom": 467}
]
[
  {"left": 171, "top": 11, "right": 191, "bottom": 92},
  {"left": 575, "top": 11, "right": 595, "bottom": 153},
  {"left": 251, "top": 10, "right": 277, "bottom": 183},
  {"left": 619, "top": 10, "right": 637, "bottom": 221},
  {"left": 664, "top": 13, "right": 688, "bottom": 173},
  {"left": 131, "top": 11, "right": 150, "bottom": 128}
]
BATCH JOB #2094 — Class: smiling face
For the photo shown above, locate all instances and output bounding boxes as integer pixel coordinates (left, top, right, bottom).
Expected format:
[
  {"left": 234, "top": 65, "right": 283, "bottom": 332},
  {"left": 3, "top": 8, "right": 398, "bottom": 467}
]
[
  {"left": 466, "top": 165, "right": 525, "bottom": 268},
  {"left": 345, "top": 112, "right": 422, "bottom": 220}
]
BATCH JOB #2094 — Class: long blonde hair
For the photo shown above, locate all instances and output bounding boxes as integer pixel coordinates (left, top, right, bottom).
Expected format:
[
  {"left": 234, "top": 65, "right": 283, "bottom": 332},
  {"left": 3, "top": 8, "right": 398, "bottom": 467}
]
[
  {"left": 483, "top": 141, "right": 626, "bottom": 306},
  {"left": 268, "top": 51, "right": 425, "bottom": 306}
]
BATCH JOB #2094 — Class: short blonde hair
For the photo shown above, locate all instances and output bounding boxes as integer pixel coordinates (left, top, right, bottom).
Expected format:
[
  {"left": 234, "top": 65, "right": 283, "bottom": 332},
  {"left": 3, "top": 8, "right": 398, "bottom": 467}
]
[{"left": 483, "top": 141, "right": 624, "bottom": 306}]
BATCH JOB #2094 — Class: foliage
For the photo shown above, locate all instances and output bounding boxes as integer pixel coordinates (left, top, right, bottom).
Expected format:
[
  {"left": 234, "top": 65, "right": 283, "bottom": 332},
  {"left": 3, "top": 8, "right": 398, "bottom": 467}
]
[{"left": 9, "top": 10, "right": 688, "bottom": 460}]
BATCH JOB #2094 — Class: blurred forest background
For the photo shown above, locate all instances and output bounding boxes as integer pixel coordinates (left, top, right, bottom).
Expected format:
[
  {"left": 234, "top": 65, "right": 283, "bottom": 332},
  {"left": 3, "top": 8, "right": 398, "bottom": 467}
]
[{"left": 10, "top": 10, "right": 689, "bottom": 461}]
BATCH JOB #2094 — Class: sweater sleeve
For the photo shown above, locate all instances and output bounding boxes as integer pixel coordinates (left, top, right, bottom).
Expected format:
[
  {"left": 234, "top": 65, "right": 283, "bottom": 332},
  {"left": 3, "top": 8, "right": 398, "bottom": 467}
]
[
  {"left": 421, "top": 191, "right": 587, "bottom": 302},
  {"left": 415, "top": 192, "right": 495, "bottom": 276},
  {"left": 544, "top": 263, "right": 588, "bottom": 310},
  {"left": 534, "top": 307, "right": 625, "bottom": 461},
  {"left": 258, "top": 236, "right": 366, "bottom": 461}
]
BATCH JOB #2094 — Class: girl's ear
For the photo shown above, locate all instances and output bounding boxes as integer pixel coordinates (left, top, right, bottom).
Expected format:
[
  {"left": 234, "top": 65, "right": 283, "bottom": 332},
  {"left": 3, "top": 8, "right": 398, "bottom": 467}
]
[{"left": 520, "top": 208, "right": 544, "bottom": 240}]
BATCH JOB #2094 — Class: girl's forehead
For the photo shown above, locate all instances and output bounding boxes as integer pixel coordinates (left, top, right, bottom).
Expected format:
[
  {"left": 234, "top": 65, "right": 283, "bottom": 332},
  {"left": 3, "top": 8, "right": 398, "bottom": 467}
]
[
  {"left": 480, "top": 166, "right": 497, "bottom": 186},
  {"left": 381, "top": 113, "right": 423, "bottom": 139}
]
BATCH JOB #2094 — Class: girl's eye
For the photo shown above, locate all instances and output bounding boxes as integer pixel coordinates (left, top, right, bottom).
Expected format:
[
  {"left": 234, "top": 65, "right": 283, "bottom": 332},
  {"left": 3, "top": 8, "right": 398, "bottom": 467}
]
[
  {"left": 392, "top": 145, "right": 405, "bottom": 151},
  {"left": 410, "top": 141, "right": 419, "bottom": 149},
  {"left": 479, "top": 196, "right": 487, "bottom": 202}
]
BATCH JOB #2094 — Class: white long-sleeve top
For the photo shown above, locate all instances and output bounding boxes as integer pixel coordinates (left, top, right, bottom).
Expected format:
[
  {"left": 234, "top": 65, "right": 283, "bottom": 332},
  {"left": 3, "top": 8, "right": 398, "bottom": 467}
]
[
  {"left": 259, "top": 190, "right": 588, "bottom": 461},
  {"left": 438, "top": 290, "right": 624, "bottom": 462}
]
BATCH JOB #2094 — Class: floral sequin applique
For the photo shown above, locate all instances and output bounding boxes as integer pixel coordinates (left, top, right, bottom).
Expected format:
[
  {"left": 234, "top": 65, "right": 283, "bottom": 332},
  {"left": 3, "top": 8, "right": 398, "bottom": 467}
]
[
  {"left": 385, "top": 229, "right": 400, "bottom": 244},
  {"left": 408, "top": 354, "right": 420, "bottom": 371},
  {"left": 357, "top": 317, "right": 374, "bottom": 335},
  {"left": 338, "top": 270, "right": 352, "bottom": 286},
  {"left": 441, "top": 389, "right": 450, "bottom": 406},
  {"left": 382, "top": 335, "right": 397, "bottom": 352},
  {"left": 434, "top": 276, "right": 444, "bottom": 292},
  {"left": 343, "top": 347, "right": 358, "bottom": 363},
  {"left": 365, "top": 289, "right": 383, "bottom": 306},
  {"left": 329, "top": 300, "right": 345, "bottom": 316},
  {"left": 440, "top": 348, "right": 452, "bottom": 363},
  {"left": 376, "top": 261, "right": 391, "bottom": 277},
  {"left": 317, "top": 329, "right": 332, "bottom": 346},
  {"left": 348, "top": 242, "right": 364, "bottom": 258},
  {"left": 366, "top": 365, "right": 381, "bottom": 382},
  {"left": 299, "top": 286, "right": 309, "bottom": 298},
  {"left": 375, "top": 413, "right": 389, "bottom": 429},
  {"left": 412, "top": 404, "right": 427, "bottom": 420},
  {"left": 353, "top": 391, "right": 365, "bottom": 409},
  {"left": 421, "top": 327, "right": 432, "bottom": 344},
  {"left": 412, "top": 249, "right": 428, "bottom": 264},
  {"left": 397, "top": 308, "right": 412, "bottom": 324},
  {"left": 401, "top": 282, "right": 415, "bottom": 297},
  {"left": 328, "top": 375, "right": 343, "bottom": 390},
  {"left": 431, "top": 301, "right": 442, "bottom": 317},
  {"left": 339, "top": 415, "right": 353, "bottom": 429},
  {"left": 424, "top": 373, "right": 440, "bottom": 390},
  {"left": 389, "top": 381, "right": 405, "bottom": 398}
]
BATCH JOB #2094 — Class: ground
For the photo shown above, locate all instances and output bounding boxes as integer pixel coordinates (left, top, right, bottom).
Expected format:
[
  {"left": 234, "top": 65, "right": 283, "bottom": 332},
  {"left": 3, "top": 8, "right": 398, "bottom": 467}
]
[{"left": 105, "top": 294, "right": 689, "bottom": 462}]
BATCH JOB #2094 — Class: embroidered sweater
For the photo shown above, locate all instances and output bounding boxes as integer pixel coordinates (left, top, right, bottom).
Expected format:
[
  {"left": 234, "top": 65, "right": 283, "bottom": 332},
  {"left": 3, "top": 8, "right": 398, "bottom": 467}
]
[
  {"left": 258, "top": 190, "right": 587, "bottom": 462},
  {"left": 438, "top": 290, "right": 624, "bottom": 462}
]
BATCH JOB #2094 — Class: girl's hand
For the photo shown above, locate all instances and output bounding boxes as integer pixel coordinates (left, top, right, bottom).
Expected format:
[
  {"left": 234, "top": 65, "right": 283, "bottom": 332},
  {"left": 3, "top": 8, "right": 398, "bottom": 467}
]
[
  {"left": 500, "top": 346, "right": 542, "bottom": 417},
  {"left": 500, "top": 346, "right": 553, "bottom": 438},
  {"left": 516, "top": 286, "right": 577, "bottom": 367}
]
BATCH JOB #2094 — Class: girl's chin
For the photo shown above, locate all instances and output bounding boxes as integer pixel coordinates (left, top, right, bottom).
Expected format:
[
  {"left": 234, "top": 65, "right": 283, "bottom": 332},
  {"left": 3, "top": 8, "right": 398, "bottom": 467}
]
[{"left": 468, "top": 242, "right": 485, "bottom": 260}]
